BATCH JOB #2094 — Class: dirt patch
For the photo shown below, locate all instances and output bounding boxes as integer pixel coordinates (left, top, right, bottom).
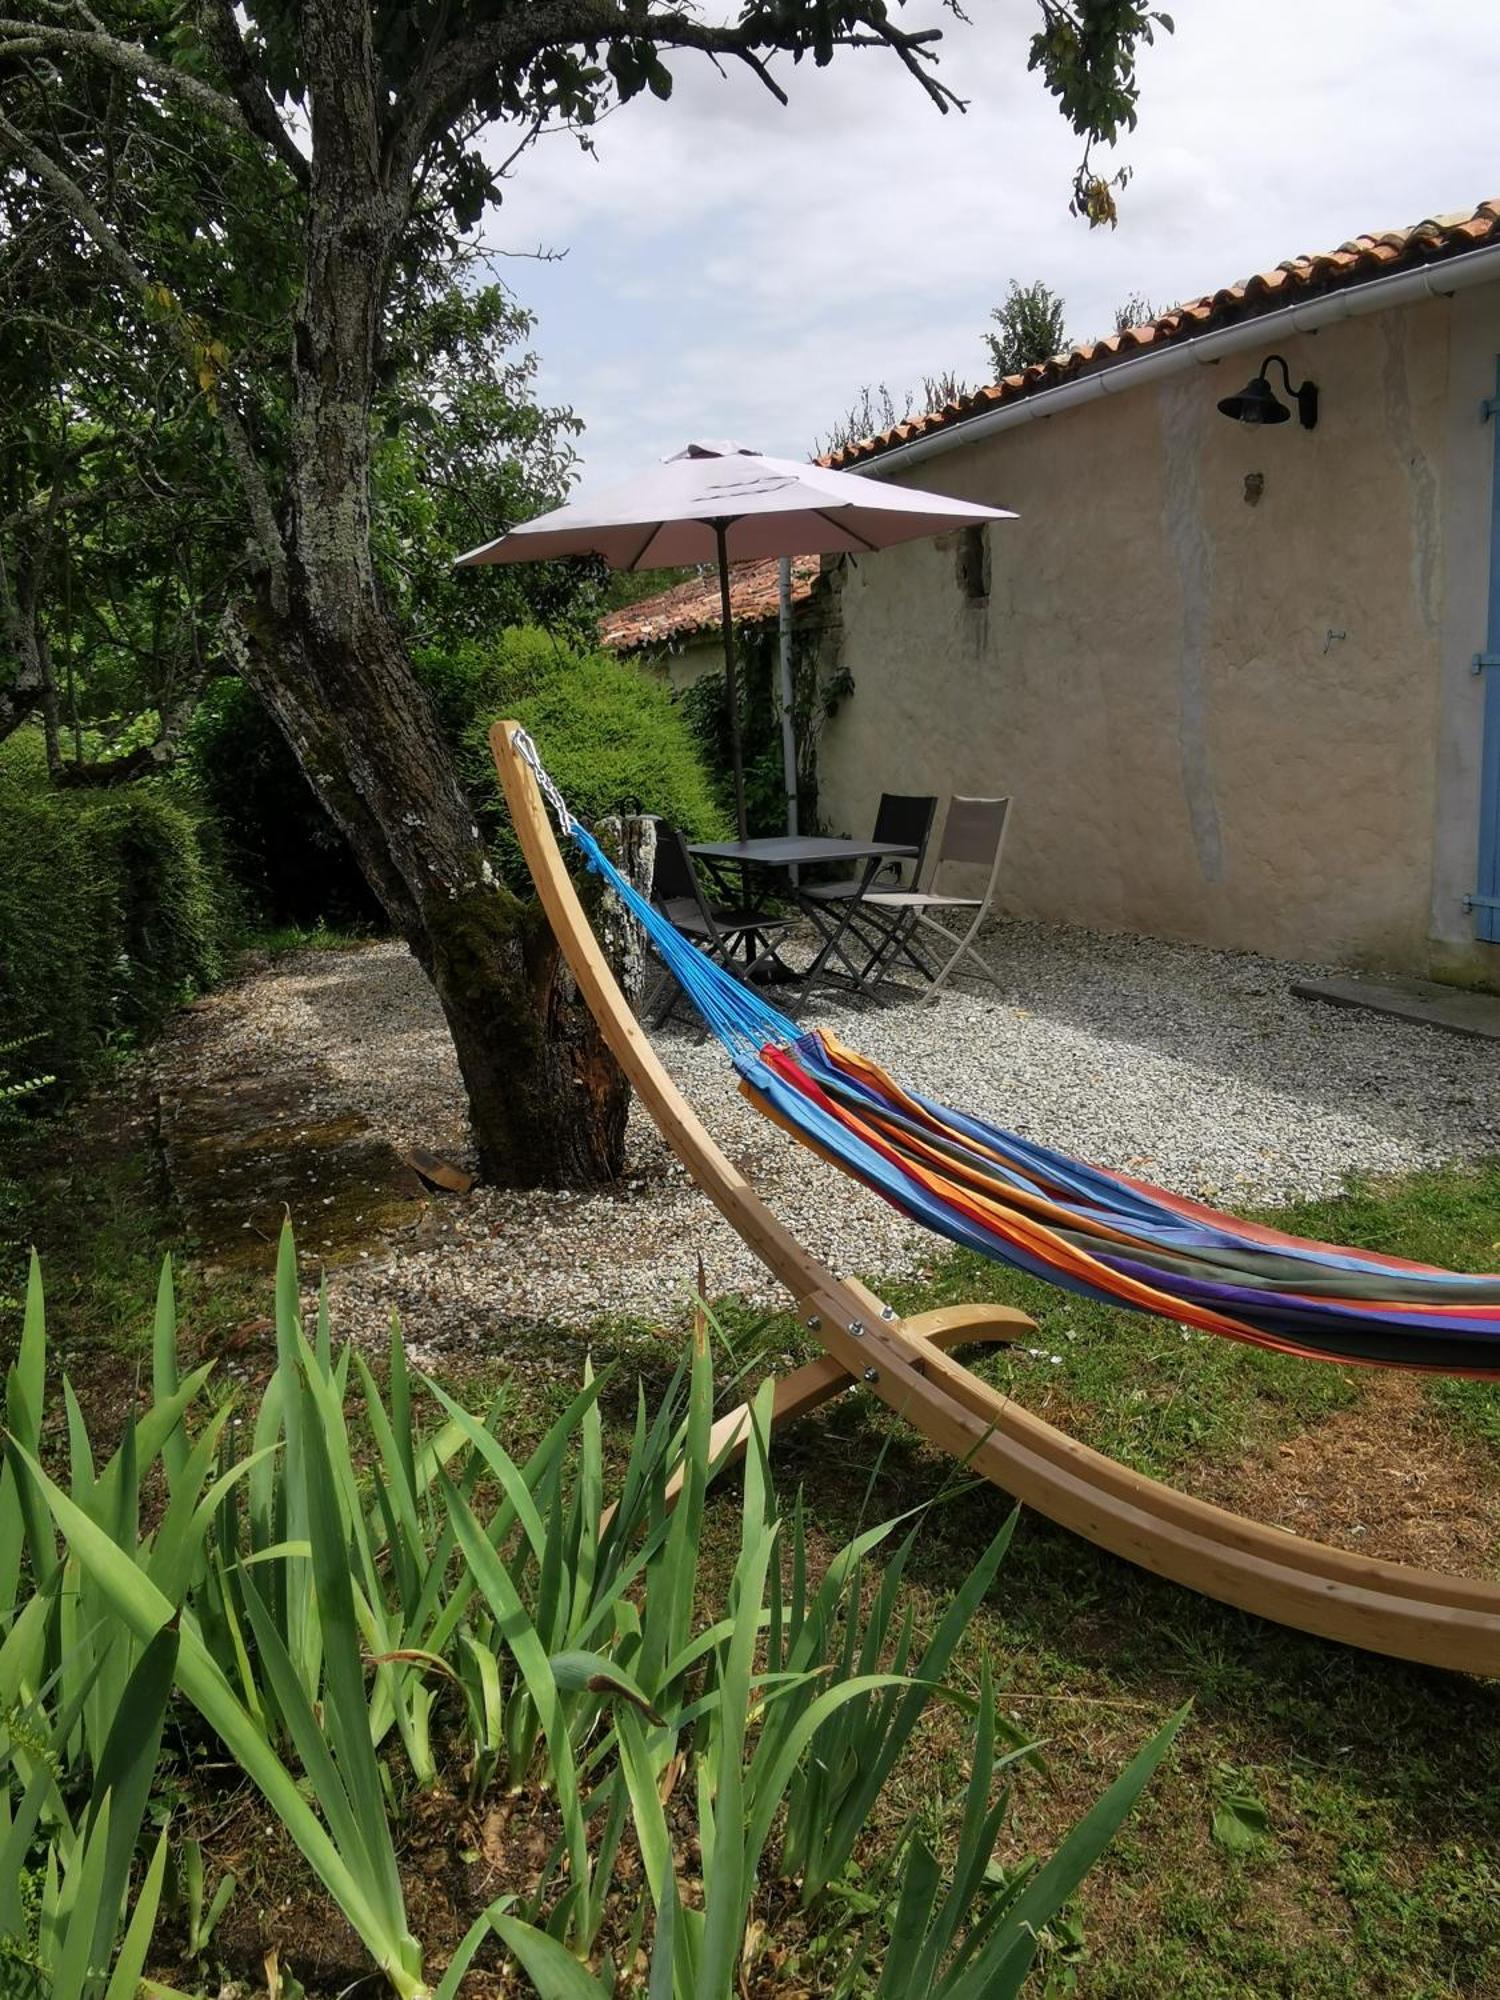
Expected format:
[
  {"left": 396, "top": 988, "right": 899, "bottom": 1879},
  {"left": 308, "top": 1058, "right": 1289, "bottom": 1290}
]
[
  {"left": 1192, "top": 1372, "right": 1500, "bottom": 1578},
  {"left": 156, "top": 1023, "right": 431, "bottom": 1277}
]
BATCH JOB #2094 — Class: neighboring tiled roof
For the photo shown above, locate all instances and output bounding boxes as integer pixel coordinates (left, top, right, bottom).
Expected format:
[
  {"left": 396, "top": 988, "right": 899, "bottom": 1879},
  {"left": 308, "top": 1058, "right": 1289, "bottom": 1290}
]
[
  {"left": 599, "top": 554, "right": 821, "bottom": 652},
  {"left": 827, "top": 199, "right": 1500, "bottom": 468}
]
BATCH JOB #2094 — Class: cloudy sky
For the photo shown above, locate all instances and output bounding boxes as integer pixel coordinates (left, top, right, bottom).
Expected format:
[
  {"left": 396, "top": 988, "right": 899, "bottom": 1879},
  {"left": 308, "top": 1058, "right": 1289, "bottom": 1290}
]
[{"left": 486, "top": 2, "right": 1499, "bottom": 485}]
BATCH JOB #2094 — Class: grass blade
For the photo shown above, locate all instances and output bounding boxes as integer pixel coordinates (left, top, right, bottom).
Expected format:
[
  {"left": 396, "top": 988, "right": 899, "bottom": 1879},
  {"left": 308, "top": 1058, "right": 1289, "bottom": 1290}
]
[
  {"left": 4, "top": 1251, "right": 57, "bottom": 1586},
  {"left": 432, "top": 1895, "right": 518, "bottom": 2000},
  {"left": 51, "top": 1795, "right": 114, "bottom": 2000},
  {"left": 103, "top": 1826, "right": 172, "bottom": 2000},
  {"left": 295, "top": 1370, "right": 411, "bottom": 1955},
  {"left": 952, "top": 1703, "right": 1190, "bottom": 2000},
  {"left": 491, "top": 1915, "right": 609, "bottom": 1998},
  {"left": 152, "top": 1257, "right": 188, "bottom": 1495},
  {"left": 11, "top": 1442, "right": 404, "bottom": 1986},
  {"left": 86, "top": 1621, "right": 180, "bottom": 1972},
  {"left": 439, "top": 1468, "right": 591, "bottom": 1930}
]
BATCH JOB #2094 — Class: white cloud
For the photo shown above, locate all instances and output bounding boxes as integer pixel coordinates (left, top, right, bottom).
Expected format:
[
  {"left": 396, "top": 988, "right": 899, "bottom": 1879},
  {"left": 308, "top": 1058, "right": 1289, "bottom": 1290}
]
[{"left": 480, "top": 1, "right": 1500, "bottom": 485}]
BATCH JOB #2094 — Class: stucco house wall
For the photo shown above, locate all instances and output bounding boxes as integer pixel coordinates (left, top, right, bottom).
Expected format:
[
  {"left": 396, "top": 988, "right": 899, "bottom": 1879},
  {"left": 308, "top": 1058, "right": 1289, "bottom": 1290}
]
[
  {"left": 635, "top": 634, "right": 724, "bottom": 694},
  {"left": 818, "top": 283, "right": 1500, "bottom": 975}
]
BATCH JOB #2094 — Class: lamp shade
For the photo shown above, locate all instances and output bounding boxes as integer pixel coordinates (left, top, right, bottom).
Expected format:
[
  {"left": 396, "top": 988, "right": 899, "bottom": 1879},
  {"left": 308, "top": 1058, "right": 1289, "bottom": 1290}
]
[{"left": 1216, "top": 373, "right": 1291, "bottom": 426}]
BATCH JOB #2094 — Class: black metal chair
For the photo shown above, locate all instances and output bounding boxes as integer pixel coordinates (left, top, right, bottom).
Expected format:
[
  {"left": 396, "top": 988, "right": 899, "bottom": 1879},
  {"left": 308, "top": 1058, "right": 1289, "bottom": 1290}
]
[
  {"left": 799, "top": 793, "right": 937, "bottom": 986},
  {"left": 647, "top": 823, "right": 794, "bottom": 1028}
]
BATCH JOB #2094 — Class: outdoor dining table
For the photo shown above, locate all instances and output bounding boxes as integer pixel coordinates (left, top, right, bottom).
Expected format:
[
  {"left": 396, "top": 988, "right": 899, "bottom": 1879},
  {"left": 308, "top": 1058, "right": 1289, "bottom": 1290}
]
[{"left": 688, "top": 834, "right": 918, "bottom": 987}]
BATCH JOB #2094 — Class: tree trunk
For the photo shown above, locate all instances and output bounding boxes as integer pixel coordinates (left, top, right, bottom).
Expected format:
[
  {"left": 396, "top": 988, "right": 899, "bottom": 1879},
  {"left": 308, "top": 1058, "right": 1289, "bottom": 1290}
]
[
  {"left": 220, "top": 0, "right": 633, "bottom": 1187},
  {"left": 232, "top": 595, "right": 631, "bottom": 1184}
]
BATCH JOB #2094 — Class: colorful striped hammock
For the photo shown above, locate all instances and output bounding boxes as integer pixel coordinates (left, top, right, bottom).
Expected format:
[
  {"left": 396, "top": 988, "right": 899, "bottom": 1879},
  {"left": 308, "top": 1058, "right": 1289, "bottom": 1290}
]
[{"left": 556, "top": 791, "right": 1500, "bottom": 1379}]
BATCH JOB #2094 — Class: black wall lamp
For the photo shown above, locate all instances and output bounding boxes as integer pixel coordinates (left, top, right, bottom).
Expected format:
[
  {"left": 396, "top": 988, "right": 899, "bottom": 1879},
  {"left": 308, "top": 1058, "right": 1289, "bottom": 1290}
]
[{"left": 1217, "top": 354, "right": 1319, "bottom": 430}]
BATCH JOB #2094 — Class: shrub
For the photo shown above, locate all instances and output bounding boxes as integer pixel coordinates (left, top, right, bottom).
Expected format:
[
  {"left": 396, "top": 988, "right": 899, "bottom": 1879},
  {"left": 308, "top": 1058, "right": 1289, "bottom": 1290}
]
[
  {"left": 188, "top": 631, "right": 723, "bottom": 926},
  {"left": 416, "top": 625, "right": 726, "bottom": 883},
  {"left": 676, "top": 651, "right": 785, "bottom": 835},
  {"left": 0, "top": 733, "right": 231, "bottom": 1091},
  {"left": 0, "top": 735, "right": 109, "bottom": 1087},
  {"left": 0, "top": 1034, "right": 50, "bottom": 1309},
  {"left": 74, "top": 784, "right": 228, "bottom": 1031},
  {"left": 673, "top": 621, "right": 824, "bottom": 836}
]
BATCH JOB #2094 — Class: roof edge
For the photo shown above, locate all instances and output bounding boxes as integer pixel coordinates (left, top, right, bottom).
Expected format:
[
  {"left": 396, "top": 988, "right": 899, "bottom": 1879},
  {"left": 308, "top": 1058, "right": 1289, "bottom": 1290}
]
[
  {"left": 600, "top": 553, "right": 821, "bottom": 654},
  {"left": 826, "top": 199, "right": 1500, "bottom": 471}
]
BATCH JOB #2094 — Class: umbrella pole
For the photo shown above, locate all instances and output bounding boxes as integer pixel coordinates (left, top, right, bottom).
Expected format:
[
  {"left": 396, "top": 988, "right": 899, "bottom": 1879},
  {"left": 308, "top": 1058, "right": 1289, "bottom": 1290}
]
[
  {"left": 714, "top": 519, "right": 748, "bottom": 843},
  {"left": 777, "top": 555, "right": 799, "bottom": 855}
]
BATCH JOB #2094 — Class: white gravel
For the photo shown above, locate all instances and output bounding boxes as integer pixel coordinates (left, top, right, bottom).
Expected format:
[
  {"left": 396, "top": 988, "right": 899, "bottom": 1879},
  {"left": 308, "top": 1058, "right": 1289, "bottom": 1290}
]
[{"left": 173, "top": 928, "right": 1500, "bottom": 1354}]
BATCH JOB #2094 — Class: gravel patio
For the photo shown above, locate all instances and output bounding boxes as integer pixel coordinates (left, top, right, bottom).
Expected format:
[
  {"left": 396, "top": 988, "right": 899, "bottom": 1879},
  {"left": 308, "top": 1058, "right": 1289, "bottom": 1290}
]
[{"left": 157, "top": 921, "right": 1500, "bottom": 1359}]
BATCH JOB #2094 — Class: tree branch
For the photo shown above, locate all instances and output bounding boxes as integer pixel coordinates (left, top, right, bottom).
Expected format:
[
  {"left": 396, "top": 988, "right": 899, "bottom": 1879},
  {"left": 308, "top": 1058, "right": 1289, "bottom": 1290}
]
[
  {"left": 0, "top": 17, "right": 258, "bottom": 137},
  {"left": 0, "top": 485, "right": 96, "bottom": 534},
  {"left": 0, "top": 108, "right": 289, "bottom": 610},
  {"left": 386, "top": 2, "right": 961, "bottom": 188},
  {"left": 194, "top": 0, "right": 310, "bottom": 189},
  {"left": 51, "top": 665, "right": 205, "bottom": 784},
  {"left": 488, "top": 108, "right": 549, "bottom": 183},
  {"left": 0, "top": 310, "right": 132, "bottom": 363}
]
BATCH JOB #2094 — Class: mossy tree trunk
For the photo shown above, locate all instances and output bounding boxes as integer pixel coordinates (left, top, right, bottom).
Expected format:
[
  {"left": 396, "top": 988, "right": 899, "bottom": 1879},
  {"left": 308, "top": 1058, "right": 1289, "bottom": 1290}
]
[{"left": 223, "top": 16, "right": 629, "bottom": 1186}]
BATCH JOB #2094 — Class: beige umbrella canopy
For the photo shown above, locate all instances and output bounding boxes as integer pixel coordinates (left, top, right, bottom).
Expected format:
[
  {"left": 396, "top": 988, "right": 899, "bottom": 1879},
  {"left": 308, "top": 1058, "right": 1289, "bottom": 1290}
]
[{"left": 458, "top": 440, "right": 1014, "bottom": 839}]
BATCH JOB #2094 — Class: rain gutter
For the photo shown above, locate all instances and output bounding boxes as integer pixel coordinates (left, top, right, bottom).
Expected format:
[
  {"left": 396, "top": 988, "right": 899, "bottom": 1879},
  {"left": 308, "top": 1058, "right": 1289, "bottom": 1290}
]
[{"left": 852, "top": 242, "right": 1500, "bottom": 478}]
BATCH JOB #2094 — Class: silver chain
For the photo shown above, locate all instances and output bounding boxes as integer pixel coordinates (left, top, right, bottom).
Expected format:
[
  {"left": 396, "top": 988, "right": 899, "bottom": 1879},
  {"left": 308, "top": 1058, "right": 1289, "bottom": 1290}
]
[{"left": 510, "top": 726, "right": 575, "bottom": 836}]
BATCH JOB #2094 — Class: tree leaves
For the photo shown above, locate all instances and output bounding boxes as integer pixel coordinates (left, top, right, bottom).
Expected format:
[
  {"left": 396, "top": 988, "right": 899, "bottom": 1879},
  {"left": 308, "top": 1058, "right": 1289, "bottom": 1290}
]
[
  {"left": 1027, "top": 1, "right": 1174, "bottom": 226},
  {"left": 985, "top": 279, "right": 1069, "bottom": 379},
  {"left": 605, "top": 38, "right": 675, "bottom": 106}
]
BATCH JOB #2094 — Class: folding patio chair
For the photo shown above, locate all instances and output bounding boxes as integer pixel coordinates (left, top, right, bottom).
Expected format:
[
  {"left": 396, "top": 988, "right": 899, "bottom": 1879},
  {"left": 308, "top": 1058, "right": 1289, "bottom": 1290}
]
[
  {"left": 646, "top": 822, "right": 794, "bottom": 1028},
  {"left": 861, "top": 795, "right": 1010, "bottom": 1001},
  {"left": 798, "top": 791, "right": 938, "bottom": 986}
]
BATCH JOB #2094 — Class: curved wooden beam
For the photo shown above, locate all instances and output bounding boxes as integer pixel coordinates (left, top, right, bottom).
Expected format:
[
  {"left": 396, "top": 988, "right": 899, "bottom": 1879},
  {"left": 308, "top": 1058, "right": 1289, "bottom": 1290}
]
[
  {"left": 490, "top": 720, "right": 1500, "bottom": 1676},
  {"left": 675, "top": 1304, "right": 1028, "bottom": 1505}
]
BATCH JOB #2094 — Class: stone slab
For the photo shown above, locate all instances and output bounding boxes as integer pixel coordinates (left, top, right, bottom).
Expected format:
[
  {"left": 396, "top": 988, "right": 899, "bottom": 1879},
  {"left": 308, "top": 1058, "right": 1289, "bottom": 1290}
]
[{"left": 1291, "top": 974, "right": 1500, "bottom": 1042}]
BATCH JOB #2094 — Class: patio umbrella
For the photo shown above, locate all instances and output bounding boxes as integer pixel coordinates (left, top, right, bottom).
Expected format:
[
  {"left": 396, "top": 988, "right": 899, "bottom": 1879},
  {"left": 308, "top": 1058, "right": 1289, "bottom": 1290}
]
[{"left": 456, "top": 440, "right": 1014, "bottom": 840}]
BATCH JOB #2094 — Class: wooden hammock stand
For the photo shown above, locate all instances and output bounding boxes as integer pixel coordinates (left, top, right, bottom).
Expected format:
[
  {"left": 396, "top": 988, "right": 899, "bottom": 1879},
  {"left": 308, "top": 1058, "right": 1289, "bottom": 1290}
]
[{"left": 492, "top": 720, "right": 1500, "bottom": 1678}]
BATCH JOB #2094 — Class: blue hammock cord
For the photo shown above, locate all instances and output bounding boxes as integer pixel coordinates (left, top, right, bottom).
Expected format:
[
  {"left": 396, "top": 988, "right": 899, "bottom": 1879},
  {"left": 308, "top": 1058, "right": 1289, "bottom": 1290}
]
[{"left": 572, "top": 821, "right": 801, "bottom": 1064}]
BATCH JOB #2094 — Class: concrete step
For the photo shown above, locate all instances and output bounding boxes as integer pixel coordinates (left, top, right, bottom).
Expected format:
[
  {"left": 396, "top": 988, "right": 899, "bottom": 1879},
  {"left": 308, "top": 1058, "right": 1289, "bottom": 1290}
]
[{"left": 1291, "top": 974, "right": 1500, "bottom": 1042}]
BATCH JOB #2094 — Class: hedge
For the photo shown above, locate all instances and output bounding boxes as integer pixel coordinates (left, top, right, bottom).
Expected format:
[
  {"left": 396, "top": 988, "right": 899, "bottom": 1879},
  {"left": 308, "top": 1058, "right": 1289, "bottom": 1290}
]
[
  {"left": 0, "top": 735, "right": 231, "bottom": 1093},
  {"left": 2, "top": 630, "right": 719, "bottom": 1092}
]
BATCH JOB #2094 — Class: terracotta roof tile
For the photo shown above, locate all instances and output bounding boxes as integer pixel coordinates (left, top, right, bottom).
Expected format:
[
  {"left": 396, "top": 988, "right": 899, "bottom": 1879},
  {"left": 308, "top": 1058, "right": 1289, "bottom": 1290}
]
[
  {"left": 599, "top": 554, "right": 821, "bottom": 653},
  {"left": 826, "top": 198, "right": 1500, "bottom": 468}
]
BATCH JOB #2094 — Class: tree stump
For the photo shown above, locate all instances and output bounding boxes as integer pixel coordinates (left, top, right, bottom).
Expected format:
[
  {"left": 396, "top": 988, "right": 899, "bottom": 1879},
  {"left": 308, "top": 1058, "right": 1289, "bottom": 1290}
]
[{"left": 593, "top": 813, "right": 656, "bottom": 1015}]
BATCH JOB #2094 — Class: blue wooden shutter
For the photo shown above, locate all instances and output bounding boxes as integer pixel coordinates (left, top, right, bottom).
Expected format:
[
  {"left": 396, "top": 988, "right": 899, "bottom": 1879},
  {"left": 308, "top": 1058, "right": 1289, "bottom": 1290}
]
[{"left": 1472, "top": 358, "right": 1500, "bottom": 942}]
